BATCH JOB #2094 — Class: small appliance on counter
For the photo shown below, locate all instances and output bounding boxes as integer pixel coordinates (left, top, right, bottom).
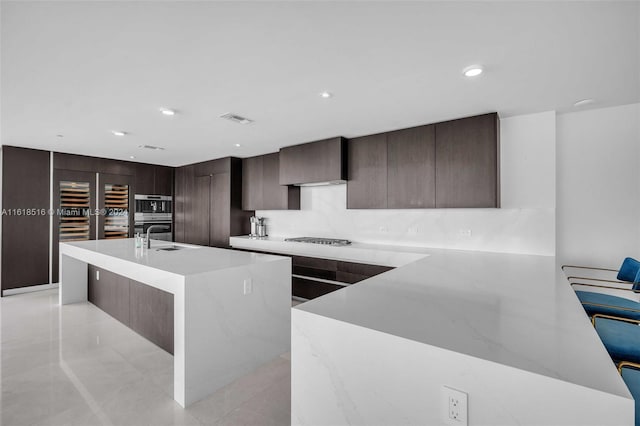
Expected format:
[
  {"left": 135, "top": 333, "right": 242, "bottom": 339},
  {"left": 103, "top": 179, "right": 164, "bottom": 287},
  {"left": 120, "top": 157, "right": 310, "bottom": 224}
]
[{"left": 250, "top": 216, "right": 267, "bottom": 238}]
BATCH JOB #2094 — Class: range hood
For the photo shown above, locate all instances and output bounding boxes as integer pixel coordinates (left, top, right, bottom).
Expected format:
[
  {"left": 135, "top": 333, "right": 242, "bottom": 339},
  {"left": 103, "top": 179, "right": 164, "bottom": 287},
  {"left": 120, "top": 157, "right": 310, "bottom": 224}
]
[{"left": 279, "top": 137, "right": 347, "bottom": 186}]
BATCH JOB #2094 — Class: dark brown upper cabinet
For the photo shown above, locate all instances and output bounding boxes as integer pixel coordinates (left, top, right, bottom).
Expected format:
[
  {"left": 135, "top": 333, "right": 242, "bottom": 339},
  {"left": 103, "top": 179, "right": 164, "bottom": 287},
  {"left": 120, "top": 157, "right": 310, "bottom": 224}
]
[
  {"left": 134, "top": 163, "right": 173, "bottom": 195},
  {"left": 242, "top": 155, "right": 263, "bottom": 210},
  {"left": 54, "top": 152, "right": 136, "bottom": 176},
  {"left": 1, "top": 146, "right": 51, "bottom": 294},
  {"left": 55, "top": 153, "right": 172, "bottom": 196},
  {"left": 347, "top": 114, "right": 498, "bottom": 210},
  {"left": 347, "top": 134, "right": 388, "bottom": 209},
  {"left": 154, "top": 166, "right": 173, "bottom": 196},
  {"left": 279, "top": 137, "right": 347, "bottom": 185},
  {"left": 387, "top": 125, "right": 436, "bottom": 208},
  {"left": 347, "top": 125, "right": 436, "bottom": 209},
  {"left": 435, "top": 113, "right": 499, "bottom": 208},
  {"left": 243, "top": 152, "right": 300, "bottom": 211}
]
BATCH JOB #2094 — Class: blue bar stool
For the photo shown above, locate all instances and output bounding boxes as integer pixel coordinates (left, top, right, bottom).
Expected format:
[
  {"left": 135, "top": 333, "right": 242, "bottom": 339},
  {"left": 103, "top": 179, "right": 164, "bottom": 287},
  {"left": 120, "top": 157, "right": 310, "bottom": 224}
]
[
  {"left": 619, "top": 362, "right": 640, "bottom": 426},
  {"left": 565, "top": 258, "right": 640, "bottom": 321}
]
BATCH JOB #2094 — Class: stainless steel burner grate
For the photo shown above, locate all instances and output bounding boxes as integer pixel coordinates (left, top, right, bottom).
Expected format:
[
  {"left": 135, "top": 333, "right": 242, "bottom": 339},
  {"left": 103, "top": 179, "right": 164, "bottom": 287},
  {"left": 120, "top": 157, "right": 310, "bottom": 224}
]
[{"left": 284, "top": 237, "right": 352, "bottom": 246}]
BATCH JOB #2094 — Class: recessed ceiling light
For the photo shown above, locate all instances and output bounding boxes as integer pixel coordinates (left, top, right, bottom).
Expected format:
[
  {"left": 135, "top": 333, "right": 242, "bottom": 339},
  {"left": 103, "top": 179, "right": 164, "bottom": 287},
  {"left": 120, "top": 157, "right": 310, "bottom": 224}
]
[
  {"left": 463, "top": 65, "right": 483, "bottom": 77},
  {"left": 320, "top": 91, "right": 333, "bottom": 98},
  {"left": 573, "top": 99, "right": 595, "bottom": 107},
  {"left": 160, "top": 108, "right": 176, "bottom": 116},
  {"left": 235, "top": 143, "right": 241, "bottom": 147},
  {"left": 112, "top": 130, "right": 127, "bottom": 136},
  {"left": 129, "top": 156, "right": 135, "bottom": 159}
]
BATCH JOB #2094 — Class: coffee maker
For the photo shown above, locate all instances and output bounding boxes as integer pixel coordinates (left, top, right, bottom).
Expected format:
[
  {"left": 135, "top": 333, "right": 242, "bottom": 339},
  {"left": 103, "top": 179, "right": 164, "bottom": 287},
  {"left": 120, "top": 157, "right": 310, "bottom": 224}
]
[{"left": 250, "top": 216, "right": 267, "bottom": 238}]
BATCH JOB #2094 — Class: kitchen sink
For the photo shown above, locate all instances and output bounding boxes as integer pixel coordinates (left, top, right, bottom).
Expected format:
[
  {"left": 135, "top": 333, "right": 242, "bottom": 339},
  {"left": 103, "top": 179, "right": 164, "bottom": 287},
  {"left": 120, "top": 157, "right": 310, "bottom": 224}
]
[{"left": 156, "top": 246, "right": 184, "bottom": 251}]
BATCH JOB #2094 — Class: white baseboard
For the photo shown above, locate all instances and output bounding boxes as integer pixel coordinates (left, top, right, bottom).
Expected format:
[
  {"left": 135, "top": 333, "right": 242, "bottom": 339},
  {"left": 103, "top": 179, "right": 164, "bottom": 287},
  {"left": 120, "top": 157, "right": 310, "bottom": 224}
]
[{"left": 2, "top": 283, "right": 59, "bottom": 297}]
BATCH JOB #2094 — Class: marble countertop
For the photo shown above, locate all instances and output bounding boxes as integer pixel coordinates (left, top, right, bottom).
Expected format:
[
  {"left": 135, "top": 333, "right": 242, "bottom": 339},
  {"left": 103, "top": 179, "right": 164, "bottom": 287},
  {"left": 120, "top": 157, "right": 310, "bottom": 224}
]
[
  {"left": 61, "top": 238, "right": 286, "bottom": 277},
  {"left": 231, "top": 236, "right": 627, "bottom": 398},
  {"left": 229, "top": 236, "right": 428, "bottom": 267},
  {"left": 294, "top": 248, "right": 628, "bottom": 398}
]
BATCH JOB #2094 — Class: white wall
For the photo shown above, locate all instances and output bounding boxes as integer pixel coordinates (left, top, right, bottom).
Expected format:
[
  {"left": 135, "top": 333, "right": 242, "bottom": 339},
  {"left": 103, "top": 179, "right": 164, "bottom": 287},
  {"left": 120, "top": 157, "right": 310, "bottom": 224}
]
[
  {"left": 557, "top": 103, "right": 640, "bottom": 268},
  {"left": 258, "top": 111, "right": 556, "bottom": 256}
]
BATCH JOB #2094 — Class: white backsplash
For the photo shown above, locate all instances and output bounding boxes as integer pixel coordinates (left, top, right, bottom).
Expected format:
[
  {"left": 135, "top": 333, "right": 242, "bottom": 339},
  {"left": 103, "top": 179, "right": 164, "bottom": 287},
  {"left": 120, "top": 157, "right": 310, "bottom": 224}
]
[{"left": 256, "top": 184, "right": 554, "bottom": 256}]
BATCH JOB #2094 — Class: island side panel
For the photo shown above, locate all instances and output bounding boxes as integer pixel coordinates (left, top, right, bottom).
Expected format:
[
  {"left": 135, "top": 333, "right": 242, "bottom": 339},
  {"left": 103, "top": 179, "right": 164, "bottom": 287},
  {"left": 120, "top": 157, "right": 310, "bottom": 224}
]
[
  {"left": 292, "top": 309, "right": 634, "bottom": 426},
  {"left": 173, "top": 281, "right": 187, "bottom": 408},
  {"left": 182, "top": 257, "right": 291, "bottom": 406},
  {"left": 59, "top": 253, "right": 88, "bottom": 305}
]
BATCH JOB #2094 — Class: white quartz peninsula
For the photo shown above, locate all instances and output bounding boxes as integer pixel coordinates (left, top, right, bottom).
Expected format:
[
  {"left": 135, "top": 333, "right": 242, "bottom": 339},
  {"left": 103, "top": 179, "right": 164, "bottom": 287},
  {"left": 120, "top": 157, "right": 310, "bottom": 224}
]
[
  {"left": 59, "top": 238, "right": 291, "bottom": 407},
  {"left": 292, "top": 248, "right": 634, "bottom": 425}
]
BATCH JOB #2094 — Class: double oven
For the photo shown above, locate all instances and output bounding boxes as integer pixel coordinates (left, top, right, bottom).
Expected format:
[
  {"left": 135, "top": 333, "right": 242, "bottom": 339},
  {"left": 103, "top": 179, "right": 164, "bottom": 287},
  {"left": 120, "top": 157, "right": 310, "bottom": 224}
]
[{"left": 134, "top": 194, "right": 173, "bottom": 241}]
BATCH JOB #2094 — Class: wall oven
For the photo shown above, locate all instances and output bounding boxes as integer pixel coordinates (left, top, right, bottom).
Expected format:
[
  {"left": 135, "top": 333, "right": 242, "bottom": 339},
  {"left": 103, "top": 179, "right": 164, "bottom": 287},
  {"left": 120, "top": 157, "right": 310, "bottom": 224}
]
[
  {"left": 134, "top": 194, "right": 173, "bottom": 241},
  {"left": 134, "top": 221, "right": 172, "bottom": 241},
  {"left": 135, "top": 194, "right": 172, "bottom": 217}
]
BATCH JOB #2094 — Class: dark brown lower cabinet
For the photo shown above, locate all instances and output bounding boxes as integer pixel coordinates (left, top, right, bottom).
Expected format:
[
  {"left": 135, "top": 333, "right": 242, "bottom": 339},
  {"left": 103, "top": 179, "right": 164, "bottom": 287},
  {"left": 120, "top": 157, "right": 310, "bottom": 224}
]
[
  {"left": 336, "top": 261, "right": 393, "bottom": 277},
  {"left": 293, "top": 266, "right": 337, "bottom": 281},
  {"left": 129, "top": 279, "right": 174, "bottom": 354},
  {"left": 286, "top": 253, "right": 393, "bottom": 300},
  {"left": 232, "top": 247, "right": 395, "bottom": 300},
  {"left": 334, "top": 262, "right": 394, "bottom": 284},
  {"left": 87, "top": 265, "right": 174, "bottom": 354},
  {"left": 88, "top": 265, "right": 130, "bottom": 325},
  {"left": 292, "top": 255, "right": 338, "bottom": 281},
  {"left": 292, "top": 276, "right": 343, "bottom": 300},
  {"left": 335, "top": 271, "right": 375, "bottom": 284}
]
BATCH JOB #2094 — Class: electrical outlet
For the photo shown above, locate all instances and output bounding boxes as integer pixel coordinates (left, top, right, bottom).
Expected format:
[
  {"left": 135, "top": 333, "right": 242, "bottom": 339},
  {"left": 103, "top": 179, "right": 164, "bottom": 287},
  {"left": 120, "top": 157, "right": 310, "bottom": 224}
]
[
  {"left": 243, "top": 278, "right": 253, "bottom": 295},
  {"left": 443, "top": 386, "right": 468, "bottom": 425},
  {"left": 379, "top": 226, "right": 388, "bottom": 233}
]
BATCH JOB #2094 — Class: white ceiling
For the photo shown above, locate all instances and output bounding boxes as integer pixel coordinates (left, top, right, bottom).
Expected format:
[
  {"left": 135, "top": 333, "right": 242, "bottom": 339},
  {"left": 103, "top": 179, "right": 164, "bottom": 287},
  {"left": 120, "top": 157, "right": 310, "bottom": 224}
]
[{"left": 1, "top": 1, "right": 639, "bottom": 167}]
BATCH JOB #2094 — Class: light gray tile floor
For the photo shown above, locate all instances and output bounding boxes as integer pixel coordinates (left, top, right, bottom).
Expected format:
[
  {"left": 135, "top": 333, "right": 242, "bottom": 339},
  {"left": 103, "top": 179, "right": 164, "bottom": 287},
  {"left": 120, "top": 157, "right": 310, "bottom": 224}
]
[{"left": 0, "top": 289, "right": 293, "bottom": 426}]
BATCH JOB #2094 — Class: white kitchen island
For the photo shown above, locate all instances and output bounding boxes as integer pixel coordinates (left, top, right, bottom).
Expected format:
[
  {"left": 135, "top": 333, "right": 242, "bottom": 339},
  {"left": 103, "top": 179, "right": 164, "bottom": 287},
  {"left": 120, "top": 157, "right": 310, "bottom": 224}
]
[{"left": 59, "top": 238, "right": 291, "bottom": 408}]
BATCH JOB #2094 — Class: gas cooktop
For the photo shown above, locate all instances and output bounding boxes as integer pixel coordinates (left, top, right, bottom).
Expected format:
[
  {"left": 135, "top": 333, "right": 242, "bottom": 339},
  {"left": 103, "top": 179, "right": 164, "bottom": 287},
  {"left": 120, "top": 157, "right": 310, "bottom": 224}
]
[{"left": 284, "top": 237, "right": 352, "bottom": 246}]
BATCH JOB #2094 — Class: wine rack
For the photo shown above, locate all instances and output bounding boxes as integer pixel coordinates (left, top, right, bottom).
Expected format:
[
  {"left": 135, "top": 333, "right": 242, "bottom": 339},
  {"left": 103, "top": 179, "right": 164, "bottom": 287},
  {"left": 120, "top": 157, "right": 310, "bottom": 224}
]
[
  {"left": 59, "top": 181, "right": 91, "bottom": 242},
  {"left": 103, "top": 183, "right": 129, "bottom": 239}
]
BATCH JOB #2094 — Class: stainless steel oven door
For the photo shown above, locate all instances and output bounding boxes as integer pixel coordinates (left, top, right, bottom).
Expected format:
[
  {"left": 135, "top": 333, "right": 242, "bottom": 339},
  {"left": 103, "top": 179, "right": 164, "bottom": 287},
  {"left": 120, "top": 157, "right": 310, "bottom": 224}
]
[
  {"left": 134, "top": 221, "right": 172, "bottom": 240},
  {"left": 150, "top": 232, "right": 172, "bottom": 241},
  {"left": 135, "top": 212, "right": 172, "bottom": 223}
]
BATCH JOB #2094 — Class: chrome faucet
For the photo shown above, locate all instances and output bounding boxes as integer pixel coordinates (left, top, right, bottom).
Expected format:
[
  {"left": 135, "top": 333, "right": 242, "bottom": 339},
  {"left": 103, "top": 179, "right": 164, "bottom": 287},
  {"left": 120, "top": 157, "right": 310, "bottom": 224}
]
[{"left": 146, "top": 225, "right": 165, "bottom": 249}]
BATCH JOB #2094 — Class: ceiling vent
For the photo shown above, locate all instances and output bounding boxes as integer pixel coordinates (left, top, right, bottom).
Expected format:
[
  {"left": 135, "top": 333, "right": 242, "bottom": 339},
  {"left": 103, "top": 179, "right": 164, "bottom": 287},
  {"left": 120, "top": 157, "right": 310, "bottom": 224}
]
[
  {"left": 138, "top": 144, "right": 165, "bottom": 151},
  {"left": 220, "top": 112, "right": 253, "bottom": 125}
]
